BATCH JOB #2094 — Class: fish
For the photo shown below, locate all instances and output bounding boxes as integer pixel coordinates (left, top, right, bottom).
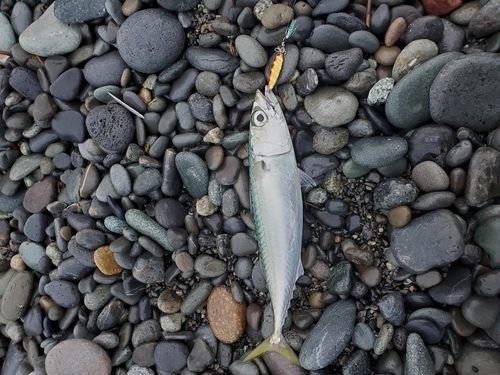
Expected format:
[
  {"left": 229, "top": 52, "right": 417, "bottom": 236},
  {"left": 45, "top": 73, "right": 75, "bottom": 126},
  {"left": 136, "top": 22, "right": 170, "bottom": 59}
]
[{"left": 243, "top": 87, "right": 315, "bottom": 366}]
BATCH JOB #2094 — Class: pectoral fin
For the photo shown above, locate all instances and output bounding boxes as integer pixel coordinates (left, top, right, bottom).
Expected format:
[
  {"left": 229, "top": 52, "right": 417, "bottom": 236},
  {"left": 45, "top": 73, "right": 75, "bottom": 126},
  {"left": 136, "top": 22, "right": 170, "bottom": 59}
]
[{"left": 298, "top": 168, "right": 316, "bottom": 188}]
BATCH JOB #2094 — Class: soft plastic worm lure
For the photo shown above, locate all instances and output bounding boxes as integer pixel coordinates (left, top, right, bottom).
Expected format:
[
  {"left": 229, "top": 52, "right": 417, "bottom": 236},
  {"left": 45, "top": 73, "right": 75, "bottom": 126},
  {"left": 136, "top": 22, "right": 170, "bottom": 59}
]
[{"left": 267, "top": 19, "right": 297, "bottom": 90}]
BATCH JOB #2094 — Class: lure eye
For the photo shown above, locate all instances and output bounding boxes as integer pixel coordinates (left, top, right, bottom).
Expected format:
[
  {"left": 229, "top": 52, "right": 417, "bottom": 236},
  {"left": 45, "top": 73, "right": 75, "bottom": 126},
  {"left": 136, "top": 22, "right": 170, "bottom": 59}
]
[{"left": 252, "top": 110, "right": 267, "bottom": 127}]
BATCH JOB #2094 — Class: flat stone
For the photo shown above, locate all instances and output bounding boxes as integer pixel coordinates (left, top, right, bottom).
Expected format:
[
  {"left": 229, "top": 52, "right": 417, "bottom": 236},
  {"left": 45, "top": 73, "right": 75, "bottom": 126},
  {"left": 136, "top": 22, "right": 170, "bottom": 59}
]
[
  {"left": 455, "top": 343, "right": 500, "bottom": 375},
  {"left": 391, "top": 209, "right": 465, "bottom": 274},
  {"left": 9, "top": 154, "right": 46, "bottom": 181},
  {"left": 0, "top": 12, "right": 16, "bottom": 51},
  {"left": 429, "top": 264, "right": 471, "bottom": 306},
  {"left": 45, "top": 339, "right": 111, "bottom": 375},
  {"left": 19, "top": 3, "right": 82, "bottom": 57},
  {"left": 52, "top": 110, "right": 87, "bottom": 143},
  {"left": 185, "top": 46, "right": 240, "bottom": 75},
  {"left": 309, "top": 24, "right": 350, "bottom": 54},
  {"left": 304, "top": 86, "right": 358, "bottom": 127},
  {"left": 23, "top": 176, "right": 58, "bottom": 213},
  {"left": 44, "top": 280, "right": 81, "bottom": 308},
  {"left": 154, "top": 341, "right": 190, "bottom": 373},
  {"left": 1, "top": 271, "right": 33, "bottom": 321},
  {"left": 234, "top": 35, "right": 267, "bottom": 68},
  {"left": 299, "top": 299, "right": 356, "bottom": 370},
  {"left": 351, "top": 136, "right": 408, "bottom": 168},
  {"left": 386, "top": 52, "right": 462, "bottom": 129},
  {"left": 8, "top": 67, "right": 43, "bottom": 101},
  {"left": 54, "top": 0, "right": 107, "bottom": 23}
]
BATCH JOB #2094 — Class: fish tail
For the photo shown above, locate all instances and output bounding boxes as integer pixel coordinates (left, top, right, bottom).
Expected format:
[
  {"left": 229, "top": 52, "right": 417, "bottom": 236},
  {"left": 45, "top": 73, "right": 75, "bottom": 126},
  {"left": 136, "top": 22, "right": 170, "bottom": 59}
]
[{"left": 243, "top": 333, "right": 300, "bottom": 367}]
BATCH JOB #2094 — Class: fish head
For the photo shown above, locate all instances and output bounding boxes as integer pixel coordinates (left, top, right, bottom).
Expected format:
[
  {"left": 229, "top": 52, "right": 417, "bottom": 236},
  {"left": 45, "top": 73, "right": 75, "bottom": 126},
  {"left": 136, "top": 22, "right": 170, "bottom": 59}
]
[{"left": 250, "top": 88, "right": 292, "bottom": 158}]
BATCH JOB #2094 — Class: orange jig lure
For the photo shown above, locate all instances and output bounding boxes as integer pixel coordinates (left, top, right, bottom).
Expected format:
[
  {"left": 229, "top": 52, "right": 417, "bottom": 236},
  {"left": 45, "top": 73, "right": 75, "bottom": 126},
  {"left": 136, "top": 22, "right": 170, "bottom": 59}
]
[{"left": 267, "top": 20, "right": 297, "bottom": 90}]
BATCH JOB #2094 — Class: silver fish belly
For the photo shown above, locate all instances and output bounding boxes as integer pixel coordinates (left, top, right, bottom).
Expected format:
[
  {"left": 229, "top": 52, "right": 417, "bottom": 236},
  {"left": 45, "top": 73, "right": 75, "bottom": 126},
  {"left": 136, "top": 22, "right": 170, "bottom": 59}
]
[{"left": 244, "top": 87, "right": 304, "bottom": 366}]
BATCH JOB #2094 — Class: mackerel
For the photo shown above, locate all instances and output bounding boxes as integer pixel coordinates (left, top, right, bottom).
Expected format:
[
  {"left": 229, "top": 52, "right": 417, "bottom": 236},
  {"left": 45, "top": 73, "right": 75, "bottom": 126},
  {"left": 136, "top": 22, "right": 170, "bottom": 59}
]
[{"left": 244, "top": 87, "right": 314, "bottom": 366}]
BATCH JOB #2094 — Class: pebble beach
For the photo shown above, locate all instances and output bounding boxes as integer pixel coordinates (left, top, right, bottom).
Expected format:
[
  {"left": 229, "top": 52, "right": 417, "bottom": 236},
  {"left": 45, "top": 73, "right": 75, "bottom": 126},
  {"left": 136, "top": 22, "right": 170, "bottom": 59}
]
[{"left": 0, "top": 0, "right": 500, "bottom": 374}]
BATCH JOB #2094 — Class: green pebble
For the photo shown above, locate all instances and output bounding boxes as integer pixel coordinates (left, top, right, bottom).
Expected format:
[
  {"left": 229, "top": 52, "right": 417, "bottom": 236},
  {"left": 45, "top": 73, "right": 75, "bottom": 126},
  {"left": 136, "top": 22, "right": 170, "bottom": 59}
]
[{"left": 93, "top": 85, "right": 122, "bottom": 103}]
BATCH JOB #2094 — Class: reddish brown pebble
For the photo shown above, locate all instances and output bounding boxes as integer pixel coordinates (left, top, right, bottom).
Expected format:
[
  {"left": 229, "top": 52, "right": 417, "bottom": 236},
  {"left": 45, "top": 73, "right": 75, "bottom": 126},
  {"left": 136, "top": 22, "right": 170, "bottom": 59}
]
[
  {"left": 94, "top": 246, "right": 123, "bottom": 276},
  {"left": 207, "top": 286, "right": 246, "bottom": 344},
  {"left": 422, "top": 0, "right": 463, "bottom": 16},
  {"left": 387, "top": 205, "right": 412, "bottom": 228},
  {"left": 385, "top": 17, "right": 407, "bottom": 47}
]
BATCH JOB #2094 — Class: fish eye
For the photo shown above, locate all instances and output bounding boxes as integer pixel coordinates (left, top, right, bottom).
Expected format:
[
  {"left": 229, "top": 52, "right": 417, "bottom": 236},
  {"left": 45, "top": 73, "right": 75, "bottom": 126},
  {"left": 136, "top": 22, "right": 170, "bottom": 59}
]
[{"left": 252, "top": 110, "right": 267, "bottom": 127}]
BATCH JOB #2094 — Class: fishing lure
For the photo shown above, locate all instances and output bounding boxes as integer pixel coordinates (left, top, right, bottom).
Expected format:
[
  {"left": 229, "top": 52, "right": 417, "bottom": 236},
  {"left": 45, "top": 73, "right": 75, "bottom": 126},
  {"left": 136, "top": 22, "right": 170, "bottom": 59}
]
[{"left": 267, "top": 19, "right": 297, "bottom": 90}]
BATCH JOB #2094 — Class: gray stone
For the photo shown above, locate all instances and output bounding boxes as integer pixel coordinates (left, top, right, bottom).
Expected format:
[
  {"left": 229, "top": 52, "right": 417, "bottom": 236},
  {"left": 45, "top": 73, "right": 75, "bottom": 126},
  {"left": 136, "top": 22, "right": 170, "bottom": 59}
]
[
  {"left": 0, "top": 13, "right": 16, "bottom": 51},
  {"left": 175, "top": 151, "right": 209, "bottom": 199},
  {"left": 373, "top": 178, "right": 419, "bottom": 210},
  {"left": 186, "top": 46, "right": 240, "bottom": 75},
  {"left": 45, "top": 339, "right": 112, "bottom": 375},
  {"left": 116, "top": 9, "right": 185, "bottom": 74},
  {"left": 310, "top": 24, "right": 350, "bottom": 54},
  {"left": 19, "top": 4, "right": 82, "bottom": 57},
  {"left": 83, "top": 51, "right": 127, "bottom": 87},
  {"left": 234, "top": 35, "right": 267, "bottom": 68},
  {"left": 351, "top": 136, "right": 408, "bottom": 168},
  {"left": 1, "top": 271, "right": 34, "bottom": 321},
  {"left": 54, "top": 0, "right": 107, "bottom": 23},
  {"left": 429, "top": 264, "right": 471, "bottom": 306},
  {"left": 386, "top": 52, "right": 462, "bottom": 129},
  {"left": 304, "top": 87, "right": 358, "bottom": 127},
  {"left": 430, "top": 53, "right": 500, "bottom": 132},
  {"left": 392, "top": 39, "right": 438, "bottom": 82},
  {"left": 299, "top": 299, "right": 356, "bottom": 370},
  {"left": 352, "top": 323, "right": 375, "bottom": 351},
  {"left": 462, "top": 295, "right": 500, "bottom": 330},
  {"left": 474, "top": 215, "right": 500, "bottom": 268},
  {"left": 404, "top": 333, "right": 434, "bottom": 375},
  {"left": 455, "top": 343, "right": 500, "bottom": 375},
  {"left": 9, "top": 154, "right": 46, "bottom": 181},
  {"left": 469, "top": 0, "right": 500, "bottom": 38},
  {"left": 125, "top": 209, "right": 174, "bottom": 252},
  {"left": 391, "top": 209, "right": 465, "bottom": 274},
  {"left": 465, "top": 147, "right": 500, "bottom": 207},
  {"left": 378, "top": 292, "right": 405, "bottom": 326}
]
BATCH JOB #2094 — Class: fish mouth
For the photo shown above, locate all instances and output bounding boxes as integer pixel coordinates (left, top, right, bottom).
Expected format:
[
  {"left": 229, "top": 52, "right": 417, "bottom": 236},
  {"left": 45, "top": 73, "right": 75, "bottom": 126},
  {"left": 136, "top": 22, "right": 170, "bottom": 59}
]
[{"left": 255, "top": 88, "right": 276, "bottom": 111}]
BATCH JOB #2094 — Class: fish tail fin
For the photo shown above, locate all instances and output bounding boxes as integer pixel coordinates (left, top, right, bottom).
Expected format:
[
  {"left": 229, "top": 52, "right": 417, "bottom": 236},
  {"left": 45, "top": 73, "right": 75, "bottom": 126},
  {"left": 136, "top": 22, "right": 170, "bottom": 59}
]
[{"left": 243, "top": 333, "right": 300, "bottom": 367}]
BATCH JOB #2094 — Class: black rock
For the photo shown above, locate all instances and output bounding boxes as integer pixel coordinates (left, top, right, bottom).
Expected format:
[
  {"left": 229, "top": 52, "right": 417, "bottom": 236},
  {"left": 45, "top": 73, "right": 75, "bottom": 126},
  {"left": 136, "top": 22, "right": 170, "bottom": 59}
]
[{"left": 86, "top": 104, "right": 135, "bottom": 152}]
